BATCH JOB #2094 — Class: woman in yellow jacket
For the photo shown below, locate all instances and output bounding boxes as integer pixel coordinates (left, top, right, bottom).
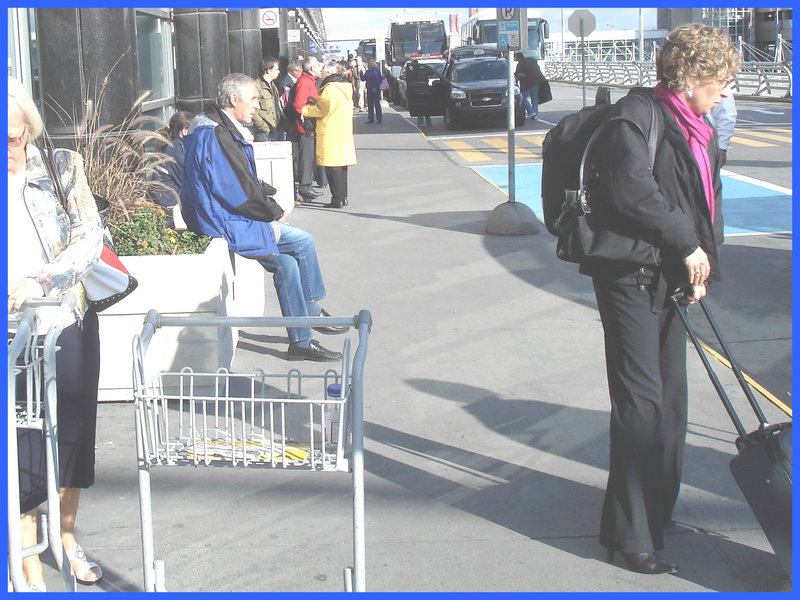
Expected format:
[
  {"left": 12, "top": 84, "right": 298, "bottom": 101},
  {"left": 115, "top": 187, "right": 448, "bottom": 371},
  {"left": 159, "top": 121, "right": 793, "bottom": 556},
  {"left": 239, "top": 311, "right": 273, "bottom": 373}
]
[{"left": 301, "top": 61, "right": 357, "bottom": 208}]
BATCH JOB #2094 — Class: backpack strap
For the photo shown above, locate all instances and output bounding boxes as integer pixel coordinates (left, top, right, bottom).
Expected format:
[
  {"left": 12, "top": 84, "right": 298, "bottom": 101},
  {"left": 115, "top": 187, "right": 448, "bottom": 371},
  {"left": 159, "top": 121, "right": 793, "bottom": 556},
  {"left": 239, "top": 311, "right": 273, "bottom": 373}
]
[{"left": 577, "top": 97, "right": 661, "bottom": 214}]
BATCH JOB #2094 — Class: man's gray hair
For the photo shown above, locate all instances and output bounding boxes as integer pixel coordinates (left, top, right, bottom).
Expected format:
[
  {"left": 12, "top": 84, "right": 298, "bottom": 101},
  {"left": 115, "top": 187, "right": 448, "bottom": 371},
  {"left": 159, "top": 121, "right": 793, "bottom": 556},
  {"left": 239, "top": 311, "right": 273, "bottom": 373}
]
[
  {"left": 216, "top": 73, "right": 257, "bottom": 107},
  {"left": 302, "top": 56, "right": 318, "bottom": 73},
  {"left": 287, "top": 60, "right": 302, "bottom": 74}
]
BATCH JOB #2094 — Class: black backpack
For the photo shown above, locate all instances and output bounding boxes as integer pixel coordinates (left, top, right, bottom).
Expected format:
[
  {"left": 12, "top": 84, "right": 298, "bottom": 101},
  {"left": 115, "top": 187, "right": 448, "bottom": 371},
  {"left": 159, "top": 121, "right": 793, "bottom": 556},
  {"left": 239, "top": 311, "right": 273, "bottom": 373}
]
[{"left": 541, "top": 91, "right": 661, "bottom": 263}]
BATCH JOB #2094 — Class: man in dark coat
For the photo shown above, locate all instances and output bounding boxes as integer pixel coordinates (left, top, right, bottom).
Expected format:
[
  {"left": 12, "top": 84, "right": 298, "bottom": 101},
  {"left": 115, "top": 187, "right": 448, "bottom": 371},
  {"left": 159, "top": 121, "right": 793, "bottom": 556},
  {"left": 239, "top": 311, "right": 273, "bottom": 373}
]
[{"left": 514, "top": 52, "right": 546, "bottom": 120}]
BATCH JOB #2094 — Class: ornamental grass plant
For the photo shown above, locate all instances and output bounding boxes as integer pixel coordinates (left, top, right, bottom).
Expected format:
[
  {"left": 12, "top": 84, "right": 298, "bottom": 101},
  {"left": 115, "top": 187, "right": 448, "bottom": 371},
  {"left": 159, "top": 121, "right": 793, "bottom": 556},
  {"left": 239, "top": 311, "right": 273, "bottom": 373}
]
[{"left": 48, "top": 59, "right": 210, "bottom": 256}]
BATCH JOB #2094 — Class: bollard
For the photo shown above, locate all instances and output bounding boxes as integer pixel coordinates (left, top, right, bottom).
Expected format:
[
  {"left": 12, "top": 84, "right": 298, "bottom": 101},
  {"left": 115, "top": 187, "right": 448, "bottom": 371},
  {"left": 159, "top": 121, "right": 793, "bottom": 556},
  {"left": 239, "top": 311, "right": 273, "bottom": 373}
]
[
  {"left": 595, "top": 86, "right": 612, "bottom": 105},
  {"left": 485, "top": 201, "right": 541, "bottom": 235}
]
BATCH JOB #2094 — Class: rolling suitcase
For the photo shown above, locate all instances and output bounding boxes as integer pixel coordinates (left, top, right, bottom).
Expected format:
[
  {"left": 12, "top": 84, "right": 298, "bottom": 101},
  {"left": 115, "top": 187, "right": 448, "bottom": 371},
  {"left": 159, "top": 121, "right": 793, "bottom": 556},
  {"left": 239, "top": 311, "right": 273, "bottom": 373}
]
[{"left": 672, "top": 295, "right": 792, "bottom": 578}]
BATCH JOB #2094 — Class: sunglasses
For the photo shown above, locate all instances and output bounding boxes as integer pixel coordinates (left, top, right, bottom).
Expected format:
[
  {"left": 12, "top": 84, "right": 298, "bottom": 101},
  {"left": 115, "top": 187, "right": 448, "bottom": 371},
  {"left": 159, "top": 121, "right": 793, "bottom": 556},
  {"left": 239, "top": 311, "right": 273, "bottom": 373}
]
[{"left": 8, "top": 125, "right": 27, "bottom": 148}]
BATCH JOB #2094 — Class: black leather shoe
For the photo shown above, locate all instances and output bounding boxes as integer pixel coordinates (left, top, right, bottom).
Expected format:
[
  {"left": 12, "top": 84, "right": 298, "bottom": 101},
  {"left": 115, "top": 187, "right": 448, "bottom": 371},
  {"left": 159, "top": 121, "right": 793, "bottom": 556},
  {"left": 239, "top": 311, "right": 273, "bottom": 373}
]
[
  {"left": 298, "top": 189, "right": 317, "bottom": 201},
  {"left": 342, "top": 197, "right": 349, "bottom": 206},
  {"left": 607, "top": 549, "right": 678, "bottom": 575},
  {"left": 287, "top": 339, "right": 342, "bottom": 362},
  {"left": 313, "top": 309, "right": 348, "bottom": 334},
  {"left": 325, "top": 202, "right": 342, "bottom": 209}
]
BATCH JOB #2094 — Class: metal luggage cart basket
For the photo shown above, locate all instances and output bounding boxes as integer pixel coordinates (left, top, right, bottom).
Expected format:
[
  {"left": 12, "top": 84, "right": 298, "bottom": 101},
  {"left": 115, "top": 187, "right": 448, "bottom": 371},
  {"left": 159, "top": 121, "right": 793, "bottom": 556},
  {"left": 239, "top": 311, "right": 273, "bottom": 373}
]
[
  {"left": 133, "top": 309, "right": 372, "bottom": 592},
  {"left": 7, "top": 295, "right": 78, "bottom": 592}
]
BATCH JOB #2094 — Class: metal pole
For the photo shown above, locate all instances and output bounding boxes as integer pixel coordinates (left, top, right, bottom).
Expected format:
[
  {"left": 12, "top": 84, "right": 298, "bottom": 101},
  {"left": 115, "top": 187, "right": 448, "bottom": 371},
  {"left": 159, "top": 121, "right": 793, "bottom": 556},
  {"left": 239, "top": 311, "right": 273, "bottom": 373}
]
[
  {"left": 507, "top": 49, "right": 516, "bottom": 202},
  {"left": 581, "top": 20, "right": 586, "bottom": 107},
  {"left": 639, "top": 8, "right": 644, "bottom": 63}
]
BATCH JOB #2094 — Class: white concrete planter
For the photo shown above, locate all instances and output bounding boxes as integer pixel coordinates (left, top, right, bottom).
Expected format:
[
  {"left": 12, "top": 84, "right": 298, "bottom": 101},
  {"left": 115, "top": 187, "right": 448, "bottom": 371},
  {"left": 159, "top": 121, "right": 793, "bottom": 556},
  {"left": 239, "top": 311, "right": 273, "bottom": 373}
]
[{"left": 96, "top": 238, "right": 270, "bottom": 402}]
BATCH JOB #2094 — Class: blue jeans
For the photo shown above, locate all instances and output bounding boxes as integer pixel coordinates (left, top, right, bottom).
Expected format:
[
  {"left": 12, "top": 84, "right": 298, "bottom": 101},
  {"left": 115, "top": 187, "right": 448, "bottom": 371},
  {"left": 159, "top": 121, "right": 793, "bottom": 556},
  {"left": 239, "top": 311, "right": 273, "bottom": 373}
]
[
  {"left": 522, "top": 83, "right": 541, "bottom": 117},
  {"left": 253, "top": 130, "right": 270, "bottom": 142},
  {"left": 257, "top": 223, "right": 326, "bottom": 345},
  {"left": 270, "top": 128, "right": 287, "bottom": 141}
]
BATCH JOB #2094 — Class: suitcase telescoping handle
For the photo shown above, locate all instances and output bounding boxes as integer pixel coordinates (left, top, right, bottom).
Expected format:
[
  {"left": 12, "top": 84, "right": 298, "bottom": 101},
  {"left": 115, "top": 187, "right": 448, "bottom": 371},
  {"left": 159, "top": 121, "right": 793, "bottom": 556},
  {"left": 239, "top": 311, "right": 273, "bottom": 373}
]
[{"left": 670, "top": 294, "right": 770, "bottom": 443}]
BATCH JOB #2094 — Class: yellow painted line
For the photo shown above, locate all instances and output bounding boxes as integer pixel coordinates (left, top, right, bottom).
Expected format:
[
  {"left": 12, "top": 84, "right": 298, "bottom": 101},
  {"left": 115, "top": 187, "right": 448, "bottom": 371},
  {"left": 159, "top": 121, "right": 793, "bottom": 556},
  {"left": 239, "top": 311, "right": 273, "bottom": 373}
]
[
  {"left": 765, "top": 127, "right": 792, "bottom": 134},
  {"left": 738, "top": 130, "right": 793, "bottom": 143},
  {"left": 483, "top": 137, "right": 537, "bottom": 159},
  {"left": 443, "top": 140, "right": 491, "bottom": 162},
  {"left": 699, "top": 340, "right": 792, "bottom": 418},
  {"left": 521, "top": 135, "right": 545, "bottom": 146},
  {"left": 730, "top": 135, "right": 776, "bottom": 148}
]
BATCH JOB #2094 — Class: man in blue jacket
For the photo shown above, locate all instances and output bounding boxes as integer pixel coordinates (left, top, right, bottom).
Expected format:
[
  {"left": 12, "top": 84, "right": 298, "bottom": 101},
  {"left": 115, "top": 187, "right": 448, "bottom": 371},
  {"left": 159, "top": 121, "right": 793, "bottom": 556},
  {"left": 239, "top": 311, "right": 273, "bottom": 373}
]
[{"left": 181, "top": 72, "right": 346, "bottom": 361}]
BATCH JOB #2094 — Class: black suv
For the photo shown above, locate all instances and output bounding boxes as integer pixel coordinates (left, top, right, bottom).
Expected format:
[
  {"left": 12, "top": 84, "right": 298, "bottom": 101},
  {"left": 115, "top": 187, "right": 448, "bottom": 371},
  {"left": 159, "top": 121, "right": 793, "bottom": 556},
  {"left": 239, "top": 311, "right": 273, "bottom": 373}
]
[{"left": 429, "top": 46, "right": 527, "bottom": 130}]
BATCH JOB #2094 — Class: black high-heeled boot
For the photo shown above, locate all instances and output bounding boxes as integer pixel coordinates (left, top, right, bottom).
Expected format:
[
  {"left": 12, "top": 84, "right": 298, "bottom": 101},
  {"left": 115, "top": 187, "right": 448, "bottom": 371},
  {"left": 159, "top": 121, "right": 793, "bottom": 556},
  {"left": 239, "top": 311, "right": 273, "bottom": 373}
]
[{"left": 607, "top": 549, "right": 678, "bottom": 575}]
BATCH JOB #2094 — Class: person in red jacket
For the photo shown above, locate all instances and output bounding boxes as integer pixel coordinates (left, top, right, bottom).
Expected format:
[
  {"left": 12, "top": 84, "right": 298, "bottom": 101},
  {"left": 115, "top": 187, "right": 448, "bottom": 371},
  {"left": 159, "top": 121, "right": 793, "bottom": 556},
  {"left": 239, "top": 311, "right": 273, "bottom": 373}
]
[{"left": 292, "top": 56, "right": 322, "bottom": 201}]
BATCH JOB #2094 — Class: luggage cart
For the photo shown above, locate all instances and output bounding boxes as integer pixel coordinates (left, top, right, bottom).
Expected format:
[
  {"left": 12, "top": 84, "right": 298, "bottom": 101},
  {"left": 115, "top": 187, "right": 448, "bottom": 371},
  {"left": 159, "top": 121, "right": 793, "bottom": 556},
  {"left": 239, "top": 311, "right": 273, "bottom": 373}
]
[
  {"left": 133, "top": 310, "right": 372, "bottom": 592},
  {"left": 7, "top": 295, "right": 78, "bottom": 592}
]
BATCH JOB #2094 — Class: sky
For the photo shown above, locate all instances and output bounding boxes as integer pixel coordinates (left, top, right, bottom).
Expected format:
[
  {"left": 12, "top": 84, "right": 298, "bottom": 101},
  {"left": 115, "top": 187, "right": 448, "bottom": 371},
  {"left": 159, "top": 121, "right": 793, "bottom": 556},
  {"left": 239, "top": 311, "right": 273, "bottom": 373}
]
[{"left": 322, "top": 7, "right": 660, "bottom": 48}]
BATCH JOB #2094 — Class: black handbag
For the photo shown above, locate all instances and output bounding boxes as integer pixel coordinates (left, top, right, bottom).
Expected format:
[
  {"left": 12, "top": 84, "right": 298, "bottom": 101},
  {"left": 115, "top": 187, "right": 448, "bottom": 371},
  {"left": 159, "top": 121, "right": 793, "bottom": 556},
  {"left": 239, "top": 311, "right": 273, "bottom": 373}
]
[
  {"left": 554, "top": 102, "right": 661, "bottom": 266},
  {"left": 537, "top": 80, "right": 552, "bottom": 105}
]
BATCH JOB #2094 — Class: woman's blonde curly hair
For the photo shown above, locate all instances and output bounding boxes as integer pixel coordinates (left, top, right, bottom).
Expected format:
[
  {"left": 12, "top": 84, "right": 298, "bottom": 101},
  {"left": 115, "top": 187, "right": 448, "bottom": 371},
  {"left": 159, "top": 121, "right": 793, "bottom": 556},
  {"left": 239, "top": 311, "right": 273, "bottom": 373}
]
[{"left": 656, "top": 24, "right": 741, "bottom": 92}]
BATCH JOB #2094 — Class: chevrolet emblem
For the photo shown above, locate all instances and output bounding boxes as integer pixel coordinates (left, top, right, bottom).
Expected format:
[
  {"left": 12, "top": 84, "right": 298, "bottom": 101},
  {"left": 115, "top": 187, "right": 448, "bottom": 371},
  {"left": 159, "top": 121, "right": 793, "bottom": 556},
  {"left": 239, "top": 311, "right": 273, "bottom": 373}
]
[{"left": 481, "top": 96, "right": 491, "bottom": 102}]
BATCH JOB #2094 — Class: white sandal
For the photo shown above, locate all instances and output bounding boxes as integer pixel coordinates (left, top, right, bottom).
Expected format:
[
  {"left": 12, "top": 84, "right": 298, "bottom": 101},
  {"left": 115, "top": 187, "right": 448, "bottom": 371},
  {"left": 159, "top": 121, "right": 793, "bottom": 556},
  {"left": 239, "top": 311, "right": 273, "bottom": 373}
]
[{"left": 65, "top": 543, "right": 103, "bottom": 584}]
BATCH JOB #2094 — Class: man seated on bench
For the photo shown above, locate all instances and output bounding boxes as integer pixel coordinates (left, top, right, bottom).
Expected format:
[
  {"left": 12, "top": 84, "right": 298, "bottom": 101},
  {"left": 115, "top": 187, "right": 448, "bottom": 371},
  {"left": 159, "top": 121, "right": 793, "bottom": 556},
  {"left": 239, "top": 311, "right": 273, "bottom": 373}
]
[{"left": 180, "top": 72, "right": 346, "bottom": 362}]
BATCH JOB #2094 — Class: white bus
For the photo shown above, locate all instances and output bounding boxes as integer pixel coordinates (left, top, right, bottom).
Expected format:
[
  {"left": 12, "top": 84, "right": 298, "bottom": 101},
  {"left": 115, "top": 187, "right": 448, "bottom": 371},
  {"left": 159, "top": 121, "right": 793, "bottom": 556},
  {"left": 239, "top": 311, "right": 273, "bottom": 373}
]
[{"left": 460, "top": 9, "right": 549, "bottom": 60}]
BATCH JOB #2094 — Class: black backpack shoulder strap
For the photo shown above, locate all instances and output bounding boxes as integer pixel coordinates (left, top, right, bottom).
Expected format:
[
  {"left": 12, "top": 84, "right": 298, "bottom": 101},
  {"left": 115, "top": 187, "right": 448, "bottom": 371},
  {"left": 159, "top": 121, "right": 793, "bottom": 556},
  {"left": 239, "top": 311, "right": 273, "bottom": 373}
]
[{"left": 578, "top": 96, "right": 660, "bottom": 197}]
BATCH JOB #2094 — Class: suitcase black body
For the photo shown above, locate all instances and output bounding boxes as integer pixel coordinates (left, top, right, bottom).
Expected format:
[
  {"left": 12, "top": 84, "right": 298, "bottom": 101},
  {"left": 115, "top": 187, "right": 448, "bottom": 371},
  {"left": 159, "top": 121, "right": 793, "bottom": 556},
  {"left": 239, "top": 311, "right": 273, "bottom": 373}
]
[{"left": 672, "top": 295, "right": 792, "bottom": 579}]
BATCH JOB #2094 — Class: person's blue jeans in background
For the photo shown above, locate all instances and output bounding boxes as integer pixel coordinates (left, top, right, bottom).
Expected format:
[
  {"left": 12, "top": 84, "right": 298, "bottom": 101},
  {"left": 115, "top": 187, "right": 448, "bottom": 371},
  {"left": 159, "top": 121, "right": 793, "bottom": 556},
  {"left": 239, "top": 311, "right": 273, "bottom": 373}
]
[
  {"left": 253, "top": 130, "right": 270, "bottom": 142},
  {"left": 522, "top": 83, "right": 541, "bottom": 118},
  {"left": 257, "top": 223, "right": 326, "bottom": 347}
]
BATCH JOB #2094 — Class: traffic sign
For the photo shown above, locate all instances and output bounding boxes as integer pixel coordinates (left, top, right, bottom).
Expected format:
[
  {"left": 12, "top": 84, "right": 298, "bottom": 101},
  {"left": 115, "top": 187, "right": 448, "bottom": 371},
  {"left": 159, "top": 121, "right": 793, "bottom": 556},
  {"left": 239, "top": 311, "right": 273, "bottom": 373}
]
[
  {"left": 309, "top": 39, "right": 318, "bottom": 55},
  {"left": 496, "top": 7, "right": 527, "bottom": 51},
  {"left": 498, "top": 8, "right": 516, "bottom": 21},
  {"left": 259, "top": 8, "right": 279, "bottom": 29},
  {"left": 568, "top": 9, "right": 595, "bottom": 37}
]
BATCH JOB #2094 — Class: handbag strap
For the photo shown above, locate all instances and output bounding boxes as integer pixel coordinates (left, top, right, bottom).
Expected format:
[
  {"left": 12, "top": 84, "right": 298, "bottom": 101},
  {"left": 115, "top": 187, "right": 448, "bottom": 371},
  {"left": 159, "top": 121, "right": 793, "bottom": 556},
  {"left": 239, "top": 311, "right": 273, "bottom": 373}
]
[
  {"left": 36, "top": 136, "right": 68, "bottom": 208},
  {"left": 578, "top": 96, "right": 661, "bottom": 203}
]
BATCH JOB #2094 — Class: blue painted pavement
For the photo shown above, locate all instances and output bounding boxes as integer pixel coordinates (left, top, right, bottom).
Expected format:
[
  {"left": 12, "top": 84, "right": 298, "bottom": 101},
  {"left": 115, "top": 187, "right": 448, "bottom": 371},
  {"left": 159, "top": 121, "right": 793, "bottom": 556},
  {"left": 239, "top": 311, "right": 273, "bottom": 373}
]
[{"left": 474, "top": 163, "right": 793, "bottom": 236}]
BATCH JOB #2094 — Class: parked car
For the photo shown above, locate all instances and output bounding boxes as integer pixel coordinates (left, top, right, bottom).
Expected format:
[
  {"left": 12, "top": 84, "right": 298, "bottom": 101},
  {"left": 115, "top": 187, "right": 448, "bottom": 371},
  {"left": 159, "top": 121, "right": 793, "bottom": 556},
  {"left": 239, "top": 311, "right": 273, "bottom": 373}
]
[
  {"left": 396, "top": 57, "right": 447, "bottom": 116},
  {"left": 430, "top": 46, "right": 526, "bottom": 130}
]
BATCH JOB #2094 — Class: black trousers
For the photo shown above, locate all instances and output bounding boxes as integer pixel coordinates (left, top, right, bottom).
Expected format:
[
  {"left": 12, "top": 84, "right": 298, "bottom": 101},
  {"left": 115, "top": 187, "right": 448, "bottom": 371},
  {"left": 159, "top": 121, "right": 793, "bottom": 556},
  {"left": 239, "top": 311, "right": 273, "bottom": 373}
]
[
  {"left": 297, "top": 134, "right": 316, "bottom": 189},
  {"left": 593, "top": 278, "right": 688, "bottom": 554},
  {"left": 16, "top": 310, "right": 100, "bottom": 513},
  {"left": 325, "top": 166, "right": 348, "bottom": 206}
]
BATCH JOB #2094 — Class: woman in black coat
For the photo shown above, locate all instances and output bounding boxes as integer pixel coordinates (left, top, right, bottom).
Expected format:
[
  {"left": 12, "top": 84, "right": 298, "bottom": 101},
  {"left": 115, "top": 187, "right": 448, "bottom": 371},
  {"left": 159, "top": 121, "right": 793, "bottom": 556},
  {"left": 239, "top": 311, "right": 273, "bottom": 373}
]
[{"left": 583, "top": 24, "right": 740, "bottom": 575}]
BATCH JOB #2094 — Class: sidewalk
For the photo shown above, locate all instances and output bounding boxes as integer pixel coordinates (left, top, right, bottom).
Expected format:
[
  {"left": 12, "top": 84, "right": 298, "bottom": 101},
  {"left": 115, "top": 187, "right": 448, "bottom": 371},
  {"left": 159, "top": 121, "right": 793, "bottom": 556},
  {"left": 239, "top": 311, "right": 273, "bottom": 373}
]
[{"left": 54, "top": 104, "right": 791, "bottom": 592}]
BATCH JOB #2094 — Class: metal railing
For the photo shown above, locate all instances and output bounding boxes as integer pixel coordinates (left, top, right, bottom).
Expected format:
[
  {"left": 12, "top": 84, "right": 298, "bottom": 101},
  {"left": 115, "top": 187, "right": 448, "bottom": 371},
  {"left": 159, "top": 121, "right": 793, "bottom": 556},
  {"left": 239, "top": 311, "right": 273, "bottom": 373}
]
[{"left": 543, "top": 61, "right": 792, "bottom": 99}]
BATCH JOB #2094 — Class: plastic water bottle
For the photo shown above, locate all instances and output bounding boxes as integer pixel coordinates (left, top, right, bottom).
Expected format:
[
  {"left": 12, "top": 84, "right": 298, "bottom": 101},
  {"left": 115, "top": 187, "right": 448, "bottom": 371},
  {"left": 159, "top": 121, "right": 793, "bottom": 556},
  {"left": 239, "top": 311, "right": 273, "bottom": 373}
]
[{"left": 325, "top": 383, "right": 342, "bottom": 446}]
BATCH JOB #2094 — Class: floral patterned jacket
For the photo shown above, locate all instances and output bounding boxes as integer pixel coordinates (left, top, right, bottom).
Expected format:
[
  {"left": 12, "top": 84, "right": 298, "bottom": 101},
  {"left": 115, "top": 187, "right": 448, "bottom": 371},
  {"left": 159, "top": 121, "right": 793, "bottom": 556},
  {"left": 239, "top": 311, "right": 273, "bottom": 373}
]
[{"left": 22, "top": 145, "right": 103, "bottom": 317}]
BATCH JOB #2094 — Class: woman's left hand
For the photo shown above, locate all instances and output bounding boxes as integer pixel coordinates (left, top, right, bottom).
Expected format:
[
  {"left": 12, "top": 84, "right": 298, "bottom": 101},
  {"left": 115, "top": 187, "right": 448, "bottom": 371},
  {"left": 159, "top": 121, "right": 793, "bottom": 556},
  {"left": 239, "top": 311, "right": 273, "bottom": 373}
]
[{"left": 8, "top": 279, "right": 42, "bottom": 313}]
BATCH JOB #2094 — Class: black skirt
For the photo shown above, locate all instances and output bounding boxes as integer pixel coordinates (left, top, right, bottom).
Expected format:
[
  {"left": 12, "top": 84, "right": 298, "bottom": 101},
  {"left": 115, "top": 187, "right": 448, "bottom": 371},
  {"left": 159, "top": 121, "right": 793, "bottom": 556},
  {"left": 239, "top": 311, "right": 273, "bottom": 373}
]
[{"left": 15, "top": 310, "right": 100, "bottom": 512}]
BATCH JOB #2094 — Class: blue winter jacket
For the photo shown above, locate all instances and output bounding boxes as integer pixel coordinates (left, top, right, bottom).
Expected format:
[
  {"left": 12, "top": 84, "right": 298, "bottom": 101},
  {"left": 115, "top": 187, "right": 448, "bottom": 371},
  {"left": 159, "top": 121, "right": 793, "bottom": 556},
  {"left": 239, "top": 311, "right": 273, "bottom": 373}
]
[{"left": 180, "top": 104, "right": 283, "bottom": 259}]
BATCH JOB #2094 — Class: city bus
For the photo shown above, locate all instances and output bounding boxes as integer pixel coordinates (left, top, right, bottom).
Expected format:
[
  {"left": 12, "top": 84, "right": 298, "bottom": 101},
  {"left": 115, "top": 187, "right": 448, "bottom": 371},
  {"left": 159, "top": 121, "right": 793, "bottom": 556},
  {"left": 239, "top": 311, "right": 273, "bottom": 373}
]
[
  {"left": 356, "top": 38, "right": 391, "bottom": 62},
  {"left": 387, "top": 19, "right": 448, "bottom": 66},
  {"left": 460, "top": 9, "right": 549, "bottom": 60}
]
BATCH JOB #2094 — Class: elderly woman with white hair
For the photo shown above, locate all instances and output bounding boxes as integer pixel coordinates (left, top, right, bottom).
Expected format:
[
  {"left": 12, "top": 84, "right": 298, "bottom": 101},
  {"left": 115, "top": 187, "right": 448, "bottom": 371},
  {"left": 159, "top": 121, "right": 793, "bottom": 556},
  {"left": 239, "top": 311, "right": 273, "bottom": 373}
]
[
  {"left": 8, "top": 75, "right": 105, "bottom": 589},
  {"left": 301, "top": 60, "right": 358, "bottom": 209}
]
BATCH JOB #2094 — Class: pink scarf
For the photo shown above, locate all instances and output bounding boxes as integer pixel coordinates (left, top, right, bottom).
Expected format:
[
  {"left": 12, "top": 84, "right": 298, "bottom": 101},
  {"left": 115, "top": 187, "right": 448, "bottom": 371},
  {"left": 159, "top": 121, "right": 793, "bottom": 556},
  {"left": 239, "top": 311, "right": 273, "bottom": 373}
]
[{"left": 653, "top": 82, "right": 716, "bottom": 223}]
